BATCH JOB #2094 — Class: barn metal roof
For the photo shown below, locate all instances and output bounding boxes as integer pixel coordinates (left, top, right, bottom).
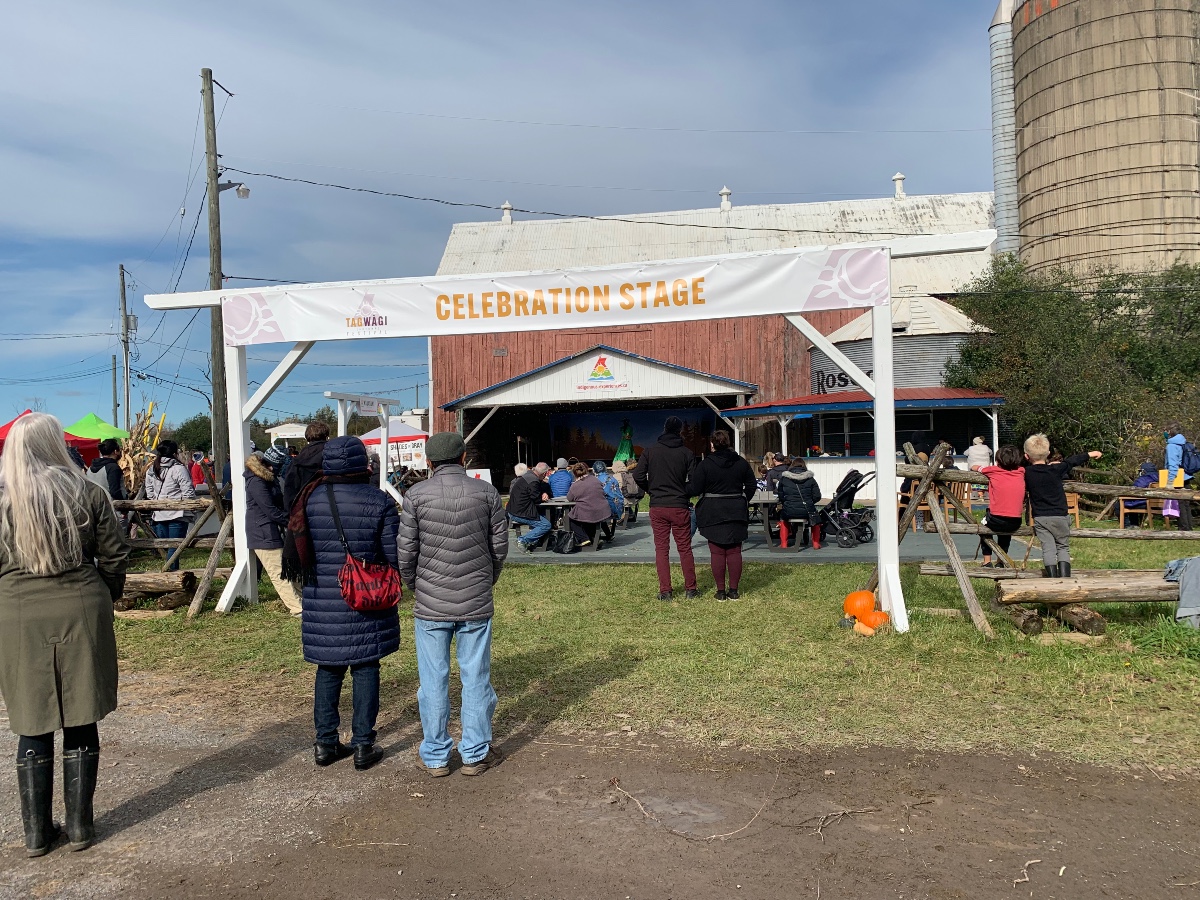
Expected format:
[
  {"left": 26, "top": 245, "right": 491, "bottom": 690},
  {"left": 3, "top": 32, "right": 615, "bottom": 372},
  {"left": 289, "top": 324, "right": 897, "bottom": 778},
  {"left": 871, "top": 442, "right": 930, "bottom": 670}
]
[
  {"left": 436, "top": 192, "right": 995, "bottom": 275},
  {"left": 441, "top": 344, "right": 758, "bottom": 410},
  {"left": 821, "top": 294, "right": 982, "bottom": 344},
  {"left": 723, "top": 387, "right": 1003, "bottom": 417}
]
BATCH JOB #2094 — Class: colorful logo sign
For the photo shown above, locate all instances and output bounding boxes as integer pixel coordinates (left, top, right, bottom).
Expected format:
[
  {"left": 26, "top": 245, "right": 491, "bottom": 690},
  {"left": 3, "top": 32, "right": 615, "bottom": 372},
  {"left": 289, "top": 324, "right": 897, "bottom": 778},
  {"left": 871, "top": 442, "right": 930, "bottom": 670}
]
[
  {"left": 576, "top": 354, "right": 631, "bottom": 394},
  {"left": 587, "top": 355, "right": 616, "bottom": 382}
]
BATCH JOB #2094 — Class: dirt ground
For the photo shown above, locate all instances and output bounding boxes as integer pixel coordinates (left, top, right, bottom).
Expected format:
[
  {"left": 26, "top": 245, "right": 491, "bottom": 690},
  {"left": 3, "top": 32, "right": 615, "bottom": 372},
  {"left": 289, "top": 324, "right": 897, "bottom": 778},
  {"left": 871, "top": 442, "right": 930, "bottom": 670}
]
[{"left": 1, "top": 673, "right": 1198, "bottom": 900}]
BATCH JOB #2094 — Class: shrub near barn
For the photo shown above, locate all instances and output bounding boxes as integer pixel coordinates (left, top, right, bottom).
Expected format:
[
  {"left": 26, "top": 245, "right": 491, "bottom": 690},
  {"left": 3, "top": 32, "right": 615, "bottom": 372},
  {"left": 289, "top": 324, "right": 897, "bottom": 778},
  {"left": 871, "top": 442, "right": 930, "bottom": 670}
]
[{"left": 947, "top": 255, "right": 1200, "bottom": 475}]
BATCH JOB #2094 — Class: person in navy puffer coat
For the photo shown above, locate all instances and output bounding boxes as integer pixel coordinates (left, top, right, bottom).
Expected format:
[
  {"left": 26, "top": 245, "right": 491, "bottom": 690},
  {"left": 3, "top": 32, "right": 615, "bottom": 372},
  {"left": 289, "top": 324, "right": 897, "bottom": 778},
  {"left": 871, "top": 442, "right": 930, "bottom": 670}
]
[{"left": 299, "top": 436, "right": 399, "bottom": 771}]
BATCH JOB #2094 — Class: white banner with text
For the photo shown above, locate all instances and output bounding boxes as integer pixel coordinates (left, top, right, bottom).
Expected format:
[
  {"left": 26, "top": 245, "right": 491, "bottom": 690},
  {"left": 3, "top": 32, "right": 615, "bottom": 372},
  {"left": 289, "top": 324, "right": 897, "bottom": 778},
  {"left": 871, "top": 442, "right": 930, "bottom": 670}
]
[{"left": 163, "top": 247, "right": 891, "bottom": 347}]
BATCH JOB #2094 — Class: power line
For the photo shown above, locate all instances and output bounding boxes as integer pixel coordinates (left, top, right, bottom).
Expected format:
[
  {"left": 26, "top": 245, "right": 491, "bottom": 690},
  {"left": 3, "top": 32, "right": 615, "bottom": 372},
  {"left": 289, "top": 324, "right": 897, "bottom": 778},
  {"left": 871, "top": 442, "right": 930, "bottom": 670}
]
[
  {"left": 221, "top": 154, "right": 918, "bottom": 197},
  {"left": 221, "top": 167, "right": 971, "bottom": 238}
]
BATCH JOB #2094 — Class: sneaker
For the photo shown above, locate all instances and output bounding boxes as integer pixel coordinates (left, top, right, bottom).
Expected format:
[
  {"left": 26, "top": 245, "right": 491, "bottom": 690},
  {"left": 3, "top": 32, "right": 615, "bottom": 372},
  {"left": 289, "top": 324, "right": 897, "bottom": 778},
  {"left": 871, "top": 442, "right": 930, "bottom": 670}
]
[
  {"left": 425, "top": 763, "right": 450, "bottom": 778},
  {"left": 685, "top": 589, "right": 701, "bottom": 600},
  {"left": 658, "top": 591, "right": 673, "bottom": 602},
  {"left": 518, "top": 541, "right": 534, "bottom": 555},
  {"left": 714, "top": 590, "right": 727, "bottom": 602},
  {"left": 461, "top": 747, "right": 502, "bottom": 776},
  {"left": 578, "top": 539, "right": 592, "bottom": 547},
  {"left": 727, "top": 589, "right": 740, "bottom": 601}
]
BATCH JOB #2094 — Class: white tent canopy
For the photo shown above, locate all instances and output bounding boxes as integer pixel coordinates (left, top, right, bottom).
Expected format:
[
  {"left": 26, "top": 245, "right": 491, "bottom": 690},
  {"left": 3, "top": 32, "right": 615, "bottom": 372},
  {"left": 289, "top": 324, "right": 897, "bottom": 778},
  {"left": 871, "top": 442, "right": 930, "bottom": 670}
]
[
  {"left": 145, "top": 232, "right": 996, "bottom": 626},
  {"left": 357, "top": 418, "right": 427, "bottom": 444}
]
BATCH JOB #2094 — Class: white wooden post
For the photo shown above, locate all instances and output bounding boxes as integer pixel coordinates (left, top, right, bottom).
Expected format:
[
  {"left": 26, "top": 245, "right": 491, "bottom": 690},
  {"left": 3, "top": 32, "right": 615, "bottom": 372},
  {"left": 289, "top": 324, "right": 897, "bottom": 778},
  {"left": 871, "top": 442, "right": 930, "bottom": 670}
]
[
  {"left": 378, "top": 404, "right": 390, "bottom": 494},
  {"left": 871, "top": 283, "right": 907, "bottom": 632},
  {"left": 216, "top": 342, "right": 255, "bottom": 613},
  {"left": 777, "top": 414, "right": 794, "bottom": 457},
  {"left": 336, "top": 399, "right": 349, "bottom": 436}
]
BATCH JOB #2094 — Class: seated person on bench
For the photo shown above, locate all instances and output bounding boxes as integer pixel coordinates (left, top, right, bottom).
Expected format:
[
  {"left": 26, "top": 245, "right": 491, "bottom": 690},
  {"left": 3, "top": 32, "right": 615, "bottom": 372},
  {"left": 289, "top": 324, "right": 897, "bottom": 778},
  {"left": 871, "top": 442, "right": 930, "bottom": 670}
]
[{"left": 775, "top": 458, "right": 823, "bottom": 548}]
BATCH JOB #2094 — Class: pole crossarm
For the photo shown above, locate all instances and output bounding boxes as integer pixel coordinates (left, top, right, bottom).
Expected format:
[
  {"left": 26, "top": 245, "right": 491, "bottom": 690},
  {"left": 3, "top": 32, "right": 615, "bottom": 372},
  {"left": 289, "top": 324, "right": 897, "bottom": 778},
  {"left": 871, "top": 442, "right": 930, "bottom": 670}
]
[
  {"left": 244, "top": 342, "right": 314, "bottom": 422},
  {"left": 785, "top": 313, "right": 875, "bottom": 397}
]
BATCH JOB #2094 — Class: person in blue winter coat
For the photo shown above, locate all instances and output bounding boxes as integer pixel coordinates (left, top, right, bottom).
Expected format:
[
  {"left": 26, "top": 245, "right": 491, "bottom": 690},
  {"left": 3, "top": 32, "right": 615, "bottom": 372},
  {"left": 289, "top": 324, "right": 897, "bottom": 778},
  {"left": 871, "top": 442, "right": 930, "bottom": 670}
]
[
  {"left": 282, "top": 436, "right": 399, "bottom": 772},
  {"left": 1165, "top": 423, "right": 1193, "bottom": 530},
  {"left": 547, "top": 458, "right": 573, "bottom": 498}
]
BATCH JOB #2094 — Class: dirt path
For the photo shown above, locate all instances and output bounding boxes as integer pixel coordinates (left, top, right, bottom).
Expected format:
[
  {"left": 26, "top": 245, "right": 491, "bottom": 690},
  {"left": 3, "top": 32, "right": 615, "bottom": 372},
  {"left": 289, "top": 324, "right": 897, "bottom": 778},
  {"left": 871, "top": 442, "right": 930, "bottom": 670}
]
[{"left": 1, "top": 673, "right": 1198, "bottom": 900}]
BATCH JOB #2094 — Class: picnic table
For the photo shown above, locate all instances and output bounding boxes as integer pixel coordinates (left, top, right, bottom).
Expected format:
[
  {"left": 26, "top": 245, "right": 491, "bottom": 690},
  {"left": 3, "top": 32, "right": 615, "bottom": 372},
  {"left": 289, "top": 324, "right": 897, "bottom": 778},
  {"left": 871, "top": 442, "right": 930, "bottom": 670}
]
[{"left": 536, "top": 499, "right": 576, "bottom": 551}]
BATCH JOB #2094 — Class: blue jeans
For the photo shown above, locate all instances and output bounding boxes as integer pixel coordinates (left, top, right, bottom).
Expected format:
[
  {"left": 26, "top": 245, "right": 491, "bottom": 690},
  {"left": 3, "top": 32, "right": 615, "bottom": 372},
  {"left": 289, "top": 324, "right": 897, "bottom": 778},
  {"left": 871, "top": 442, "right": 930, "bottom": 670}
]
[
  {"left": 153, "top": 520, "right": 187, "bottom": 571},
  {"left": 313, "top": 662, "right": 380, "bottom": 748},
  {"left": 413, "top": 618, "right": 497, "bottom": 767},
  {"left": 509, "top": 513, "right": 551, "bottom": 546}
]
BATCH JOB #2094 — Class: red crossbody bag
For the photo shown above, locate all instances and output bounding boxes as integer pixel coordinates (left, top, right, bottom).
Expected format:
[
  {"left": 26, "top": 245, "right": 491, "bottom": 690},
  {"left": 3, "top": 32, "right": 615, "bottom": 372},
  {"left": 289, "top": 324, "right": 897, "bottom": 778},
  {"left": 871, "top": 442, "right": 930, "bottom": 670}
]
[{"left": 324, "top": 484, "right": 403, "bottom": 612}]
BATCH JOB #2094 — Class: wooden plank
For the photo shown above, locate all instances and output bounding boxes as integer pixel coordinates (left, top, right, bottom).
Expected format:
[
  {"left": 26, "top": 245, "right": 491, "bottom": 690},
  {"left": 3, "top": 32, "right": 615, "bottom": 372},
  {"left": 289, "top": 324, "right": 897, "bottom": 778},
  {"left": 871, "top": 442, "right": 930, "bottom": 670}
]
[
  {"left": 925, "top": 465, "right": 995, "bottom": 638},
  {"left": 160, "top": 503, "right": 217, "bottom": 572},
  {"left": 188, "top": 515, "right": 235, "bottom": 619},
  {"left": 129, "top": 537, "right": 218, "bottom": 550},
  {"left": 865, "top": 442, "right": 952, "bottom": 592},
  {"left": 937, "top": 523, "right": 1200, "bottom": 541},
  {"left": 201, "top": 461, "right": 228, "bottom": 524},
  {"left": 894, "top": 464, "right": 1200, "bottom": 502},
  {"left": 919, "top": 563, "right": 1162, "bottom": 580},
  {"left": 113, "top": 499, "right": 211, "bottom": 512},
  {"left": 996, "top": 577, "right": 1179, "bottom": 605},
  {"left": 125, "top": 571, "right": 198, "bottom": 594}
]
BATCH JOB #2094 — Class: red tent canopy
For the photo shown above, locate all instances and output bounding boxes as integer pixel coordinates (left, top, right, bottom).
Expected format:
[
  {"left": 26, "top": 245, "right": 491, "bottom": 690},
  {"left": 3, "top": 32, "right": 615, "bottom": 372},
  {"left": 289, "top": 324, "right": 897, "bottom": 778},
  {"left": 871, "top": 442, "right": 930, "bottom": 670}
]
[{"left": 0, "top": 410, "right": 102, "bottom": 464}]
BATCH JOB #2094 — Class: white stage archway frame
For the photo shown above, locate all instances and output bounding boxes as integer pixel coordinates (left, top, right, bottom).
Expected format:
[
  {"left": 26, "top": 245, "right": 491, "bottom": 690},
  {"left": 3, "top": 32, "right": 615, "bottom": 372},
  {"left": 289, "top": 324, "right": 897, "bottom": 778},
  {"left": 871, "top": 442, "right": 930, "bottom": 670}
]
[{"left": 146, "top": 232, "right": 995, "bottom": 629}]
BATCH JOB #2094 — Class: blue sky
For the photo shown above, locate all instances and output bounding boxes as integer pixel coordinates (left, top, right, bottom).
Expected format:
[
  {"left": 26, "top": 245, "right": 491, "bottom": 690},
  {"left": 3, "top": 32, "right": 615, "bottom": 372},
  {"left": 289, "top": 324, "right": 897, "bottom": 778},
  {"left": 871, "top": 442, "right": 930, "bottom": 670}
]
[{"left": 0, "top": 0, "right": 996, "bottom": 428}]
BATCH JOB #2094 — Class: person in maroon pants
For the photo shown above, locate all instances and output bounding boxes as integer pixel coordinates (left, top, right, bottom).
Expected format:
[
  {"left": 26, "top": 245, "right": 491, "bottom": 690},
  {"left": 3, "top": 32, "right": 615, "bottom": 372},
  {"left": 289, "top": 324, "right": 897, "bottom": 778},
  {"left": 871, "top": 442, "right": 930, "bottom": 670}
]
[{"left": 632, "top": 416, "right": 698, "bottom": 601}]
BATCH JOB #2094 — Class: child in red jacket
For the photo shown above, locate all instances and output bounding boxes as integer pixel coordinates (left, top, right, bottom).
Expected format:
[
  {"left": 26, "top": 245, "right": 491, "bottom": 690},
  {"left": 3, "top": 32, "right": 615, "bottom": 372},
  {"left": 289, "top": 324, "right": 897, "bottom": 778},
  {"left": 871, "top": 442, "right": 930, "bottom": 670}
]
[{"left": 972, "top": 444, "right": 1026, "bottom": 568}]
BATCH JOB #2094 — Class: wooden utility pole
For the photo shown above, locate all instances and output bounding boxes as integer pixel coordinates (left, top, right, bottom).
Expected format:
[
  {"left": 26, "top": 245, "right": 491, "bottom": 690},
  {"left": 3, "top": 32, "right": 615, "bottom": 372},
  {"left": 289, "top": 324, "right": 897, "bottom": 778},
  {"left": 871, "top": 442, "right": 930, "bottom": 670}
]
[
  {"left": 201, "top": 67, "right": 229, "bottom": 484},
  {"left": 118, "top": 264, "right": 131, "bottom": 431}
]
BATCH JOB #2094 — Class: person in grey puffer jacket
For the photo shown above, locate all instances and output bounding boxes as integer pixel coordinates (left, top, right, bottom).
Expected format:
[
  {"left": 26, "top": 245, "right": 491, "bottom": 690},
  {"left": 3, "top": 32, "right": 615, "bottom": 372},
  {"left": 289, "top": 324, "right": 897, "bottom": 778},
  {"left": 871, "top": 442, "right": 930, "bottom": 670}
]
[{"left": 397, "top": 432, "right": 508, "bottom": 778}]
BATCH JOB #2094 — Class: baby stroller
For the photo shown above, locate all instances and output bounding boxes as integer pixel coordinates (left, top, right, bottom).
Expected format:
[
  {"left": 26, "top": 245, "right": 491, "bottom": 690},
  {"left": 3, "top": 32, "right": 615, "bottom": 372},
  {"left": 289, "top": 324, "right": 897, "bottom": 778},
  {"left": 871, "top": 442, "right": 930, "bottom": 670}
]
[{"left": 819, "top": 470, "right": 876, "bottom": 548}]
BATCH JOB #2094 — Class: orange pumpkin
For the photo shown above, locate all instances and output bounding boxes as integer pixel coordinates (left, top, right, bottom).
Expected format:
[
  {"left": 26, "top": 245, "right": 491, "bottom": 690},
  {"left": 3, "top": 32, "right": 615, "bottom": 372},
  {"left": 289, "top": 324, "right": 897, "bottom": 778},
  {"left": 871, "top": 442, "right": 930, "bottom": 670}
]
[
  {"left": 843, "top": 590, "right": 876, "bottom": 620},
  {"left": 860, "top": 609, "right": 890, "bottom": 630}
]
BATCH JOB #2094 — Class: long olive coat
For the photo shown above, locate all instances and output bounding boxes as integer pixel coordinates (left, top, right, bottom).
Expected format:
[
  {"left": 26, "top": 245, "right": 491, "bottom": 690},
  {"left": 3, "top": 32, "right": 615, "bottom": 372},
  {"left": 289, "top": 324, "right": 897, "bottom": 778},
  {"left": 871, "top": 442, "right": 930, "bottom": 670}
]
[{"left": 0, "top": 479, "right": 129, "bottom": 736}]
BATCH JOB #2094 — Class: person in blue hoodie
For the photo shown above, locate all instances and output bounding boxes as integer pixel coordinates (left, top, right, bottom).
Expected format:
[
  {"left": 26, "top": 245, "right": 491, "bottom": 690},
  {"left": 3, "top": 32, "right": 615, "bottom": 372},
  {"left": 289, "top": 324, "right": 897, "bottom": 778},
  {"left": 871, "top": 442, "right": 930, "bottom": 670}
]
[{"left": 1166, "top": 424, "right": 1193, "bottom": 531}]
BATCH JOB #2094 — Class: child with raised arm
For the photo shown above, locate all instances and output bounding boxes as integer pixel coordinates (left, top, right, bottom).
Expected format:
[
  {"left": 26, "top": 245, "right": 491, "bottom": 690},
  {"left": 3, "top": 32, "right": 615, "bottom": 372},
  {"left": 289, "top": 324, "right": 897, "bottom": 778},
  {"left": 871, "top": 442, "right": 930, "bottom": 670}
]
[
  {"left": 971, "top": 444, "right": 1025, "bottom": 568},
  {"left": 1023, "top": 433, "right": 1102, "bottom": 578}
]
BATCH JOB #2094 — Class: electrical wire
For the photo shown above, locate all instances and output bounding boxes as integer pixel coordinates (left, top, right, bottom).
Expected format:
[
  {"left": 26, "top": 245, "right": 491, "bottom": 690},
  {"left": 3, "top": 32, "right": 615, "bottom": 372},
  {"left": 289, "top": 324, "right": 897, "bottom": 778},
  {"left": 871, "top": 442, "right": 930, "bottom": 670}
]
[
  {"left": 220, "top": 167, "right": 976, "bottom": 238},
  {"left": 221, "top": 154, "right": 918, "bottom": 198}
]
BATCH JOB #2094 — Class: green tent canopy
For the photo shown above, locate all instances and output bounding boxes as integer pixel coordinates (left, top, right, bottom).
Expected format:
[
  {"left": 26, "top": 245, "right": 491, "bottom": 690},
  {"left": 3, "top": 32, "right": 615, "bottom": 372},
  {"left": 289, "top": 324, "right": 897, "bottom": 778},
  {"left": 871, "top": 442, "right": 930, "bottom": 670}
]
[{"left": 66, "top": 413, "right": 130, "bottom": 440}]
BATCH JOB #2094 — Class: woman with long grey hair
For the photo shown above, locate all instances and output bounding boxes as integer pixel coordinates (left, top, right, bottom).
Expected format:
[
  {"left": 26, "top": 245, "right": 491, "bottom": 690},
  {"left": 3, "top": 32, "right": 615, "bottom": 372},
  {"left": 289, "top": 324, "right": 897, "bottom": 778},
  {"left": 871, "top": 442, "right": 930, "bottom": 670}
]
[{"left": 0, "top": 413, "right": 129, "bottom": 857}]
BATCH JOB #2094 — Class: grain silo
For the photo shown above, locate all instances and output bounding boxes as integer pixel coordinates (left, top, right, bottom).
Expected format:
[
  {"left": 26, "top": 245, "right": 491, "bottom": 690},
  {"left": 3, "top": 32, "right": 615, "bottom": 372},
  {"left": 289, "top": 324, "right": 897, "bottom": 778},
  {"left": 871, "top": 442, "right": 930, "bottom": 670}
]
[{"left": 1011, "top": 0, "right": 1200, "bottom": 272}]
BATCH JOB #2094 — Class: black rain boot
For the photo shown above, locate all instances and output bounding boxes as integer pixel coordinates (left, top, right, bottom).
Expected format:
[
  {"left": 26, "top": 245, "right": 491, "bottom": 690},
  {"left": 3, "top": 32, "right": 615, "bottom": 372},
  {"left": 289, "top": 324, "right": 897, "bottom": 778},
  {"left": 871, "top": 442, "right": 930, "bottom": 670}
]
[
  {"left": 1043, "top": 564, "right": 1060, "bottom": 578},
  {"left": 1059, "top": 561, "right": 1071, "bottom": 578},
  {"left": 62, "top": 748, "right": 100, "bottom": 852},
  {"left": 17, "top": 751, "right": 58, "bottom": 857}
]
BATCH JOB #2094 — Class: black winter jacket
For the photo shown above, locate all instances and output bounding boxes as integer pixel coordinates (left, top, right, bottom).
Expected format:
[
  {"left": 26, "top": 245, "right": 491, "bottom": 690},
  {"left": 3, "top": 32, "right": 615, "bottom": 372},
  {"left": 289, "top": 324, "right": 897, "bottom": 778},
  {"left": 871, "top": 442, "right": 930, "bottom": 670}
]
[
  {"left": 86, "top": 456, "right": 127, "bottom": 501},
  {"left": 398, "top": 463, "right": 508, "bottom": 622},
  {"left": 283, "top": 440, "right": 326, "bottom": 512},
  {"left": 506, "top": 471, "right": 545, "bottom": 520},
  {"left": 243, "top": 455, "right": 288, "bottom": 550},
  {"left": 776, "top": 467, "right": 822, "bottom": 520},
  {"left": 632, "top": 433, "right": 695, "bottom": 508},
  {"left": 686, "top": 448, "right": 757, "bottom": 545},
  {"left": 300, "top": 437, "right": 400, "bottom": 667},
  {"left": 1025, "top": 453, "right": 1089, "bottom": 518}
]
